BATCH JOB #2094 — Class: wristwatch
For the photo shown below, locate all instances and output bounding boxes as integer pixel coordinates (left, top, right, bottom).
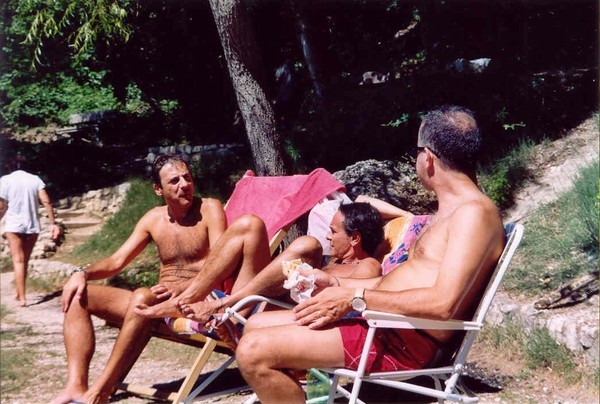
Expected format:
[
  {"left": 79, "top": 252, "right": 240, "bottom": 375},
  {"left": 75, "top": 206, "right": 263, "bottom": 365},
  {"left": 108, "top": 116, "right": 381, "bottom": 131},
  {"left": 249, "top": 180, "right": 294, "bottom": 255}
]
[
  {"left": 351, "top": 288, "right": 367, "bottom": 313},
  {"left": 72, "top": 266, "right": 88, "bottom": 278}
]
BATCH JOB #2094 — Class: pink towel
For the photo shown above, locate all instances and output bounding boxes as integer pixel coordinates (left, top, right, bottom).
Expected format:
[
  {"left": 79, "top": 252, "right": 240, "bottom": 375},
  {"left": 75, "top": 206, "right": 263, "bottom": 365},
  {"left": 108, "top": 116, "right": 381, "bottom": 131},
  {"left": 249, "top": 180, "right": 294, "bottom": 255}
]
[{"left": 224, "top": 168, "right": 345, "bottom": 239}]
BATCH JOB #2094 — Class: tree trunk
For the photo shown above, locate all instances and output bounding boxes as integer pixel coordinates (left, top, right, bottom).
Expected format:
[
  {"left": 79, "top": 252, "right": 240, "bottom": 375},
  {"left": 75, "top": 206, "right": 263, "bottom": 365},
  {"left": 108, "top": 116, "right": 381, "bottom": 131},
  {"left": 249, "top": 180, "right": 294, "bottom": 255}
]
[{"left": 209, "top": 0, "right": 288, "bottom": 176}]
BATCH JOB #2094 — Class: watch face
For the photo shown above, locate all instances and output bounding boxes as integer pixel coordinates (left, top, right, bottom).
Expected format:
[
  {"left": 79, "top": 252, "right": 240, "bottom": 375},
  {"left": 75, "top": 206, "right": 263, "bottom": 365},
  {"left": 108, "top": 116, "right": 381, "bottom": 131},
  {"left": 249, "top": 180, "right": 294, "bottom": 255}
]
[{"left": 352, "top": 297, "right": 367, "bottom": 312}]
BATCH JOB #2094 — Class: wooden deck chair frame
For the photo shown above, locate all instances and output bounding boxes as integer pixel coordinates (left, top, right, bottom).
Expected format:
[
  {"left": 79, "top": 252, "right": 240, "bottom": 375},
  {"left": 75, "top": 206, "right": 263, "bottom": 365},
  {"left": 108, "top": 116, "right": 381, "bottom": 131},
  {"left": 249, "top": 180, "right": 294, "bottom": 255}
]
[
  {"left": 317, "top": 223, "right": 524, "bottom": 404},
  {"left": 114, "top": 228, "right": 287, "bottom": 403}
]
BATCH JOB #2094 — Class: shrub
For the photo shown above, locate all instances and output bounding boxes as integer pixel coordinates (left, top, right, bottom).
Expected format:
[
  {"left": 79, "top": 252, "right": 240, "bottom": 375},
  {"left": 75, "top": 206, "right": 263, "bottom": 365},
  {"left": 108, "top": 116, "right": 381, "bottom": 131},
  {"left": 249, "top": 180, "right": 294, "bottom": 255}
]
[
  {"left": 1, "top": 73, "right": 119, "bottom": 126},
  {"left": 479, "top": 140, "right": 536, "bottom": 209}
]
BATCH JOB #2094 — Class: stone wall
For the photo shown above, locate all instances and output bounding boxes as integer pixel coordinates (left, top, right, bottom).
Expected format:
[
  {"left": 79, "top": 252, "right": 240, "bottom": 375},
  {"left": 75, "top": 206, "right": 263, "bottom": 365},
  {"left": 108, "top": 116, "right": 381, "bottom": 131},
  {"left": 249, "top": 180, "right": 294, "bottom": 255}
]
[
  {"left": 145, "top": 144, "right": 245, "bottom": 171},
  {"left": 55, "top": 182, "right": 131, "bottom": 219}
]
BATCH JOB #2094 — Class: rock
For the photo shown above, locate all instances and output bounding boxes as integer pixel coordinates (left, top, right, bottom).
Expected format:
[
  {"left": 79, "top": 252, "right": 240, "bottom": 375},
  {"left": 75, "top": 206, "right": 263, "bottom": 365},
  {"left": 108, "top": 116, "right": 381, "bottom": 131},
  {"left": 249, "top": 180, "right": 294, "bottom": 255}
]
[
  {"left": 333, "top": 159, "right": 437, "bottom": 214},
  {"left": 487, "top": 292, "right": 599, "bottom": 366}
]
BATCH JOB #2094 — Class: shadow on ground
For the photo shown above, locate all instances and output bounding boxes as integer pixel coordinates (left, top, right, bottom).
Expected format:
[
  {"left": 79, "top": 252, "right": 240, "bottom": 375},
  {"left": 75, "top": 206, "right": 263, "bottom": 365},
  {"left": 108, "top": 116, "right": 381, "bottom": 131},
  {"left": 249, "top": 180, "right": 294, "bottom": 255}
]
[{"left": 110, "top": 367, "right": 506, "bottom": 403}]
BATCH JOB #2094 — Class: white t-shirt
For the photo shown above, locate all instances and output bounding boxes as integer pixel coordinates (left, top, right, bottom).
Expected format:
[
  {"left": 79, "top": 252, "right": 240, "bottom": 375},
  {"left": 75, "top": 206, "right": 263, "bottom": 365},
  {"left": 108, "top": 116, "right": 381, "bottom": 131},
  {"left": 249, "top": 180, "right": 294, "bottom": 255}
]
[{"left": 0, "top": 170, "right": 46, "bottom": 234}]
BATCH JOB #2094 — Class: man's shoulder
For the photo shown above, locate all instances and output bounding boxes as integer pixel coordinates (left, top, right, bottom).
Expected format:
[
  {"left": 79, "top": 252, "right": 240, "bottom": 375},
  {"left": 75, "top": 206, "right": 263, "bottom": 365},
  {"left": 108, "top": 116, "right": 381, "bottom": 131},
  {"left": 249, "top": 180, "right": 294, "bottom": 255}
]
[
  {"left": 142, "top": 205, "right": 166, "bottom": 220},
  {"left": 451, "top": 198, "right": 503, "bottom": 235}
]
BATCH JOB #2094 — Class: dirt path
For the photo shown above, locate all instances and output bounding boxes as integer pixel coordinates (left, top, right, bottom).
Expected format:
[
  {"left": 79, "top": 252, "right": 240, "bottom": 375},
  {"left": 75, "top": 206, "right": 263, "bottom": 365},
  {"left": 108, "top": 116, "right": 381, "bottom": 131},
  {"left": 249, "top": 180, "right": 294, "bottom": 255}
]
[{"left": 1, "top": 116, "right": 598, "bottom": 404}]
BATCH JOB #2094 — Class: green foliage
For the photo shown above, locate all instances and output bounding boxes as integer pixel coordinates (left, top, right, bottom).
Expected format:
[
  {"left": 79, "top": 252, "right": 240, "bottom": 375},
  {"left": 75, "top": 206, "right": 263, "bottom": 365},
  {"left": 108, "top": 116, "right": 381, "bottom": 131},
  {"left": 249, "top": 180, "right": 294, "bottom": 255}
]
[
  {"left": 479, "top": 140, "right": 536, "bottom": 209},
  {"left": 1, "top": 72, "right": 119, "bottom": 126},
  {"left": 480, "top": 166, "right": 511, "bottom": 208},
  {"left": 123, "top": 82, "right": 152, "bottom": 117},
  {"left": 189, "top": 155, "right": 250, "bottom": 202},
  {"left": 503, "top": 122, "right": 526, "bottom": 131},
  {"left": 381, "top": 113, "right": 409, "bottom": 127},
  {"left": 20, "top": 0, "right": 132, "bottom": 67},
  {"left": 504, "top": 160, "right": 599, "bottom": 294}
]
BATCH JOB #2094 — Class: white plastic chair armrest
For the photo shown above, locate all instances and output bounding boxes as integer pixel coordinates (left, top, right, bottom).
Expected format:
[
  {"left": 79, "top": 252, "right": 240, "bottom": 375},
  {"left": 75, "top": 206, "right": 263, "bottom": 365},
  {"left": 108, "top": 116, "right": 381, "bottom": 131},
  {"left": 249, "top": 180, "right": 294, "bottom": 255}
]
[
  {"left": 221, "top": 295, "right": 294, "bottom": 324},
  {"left": 362, "top": 310, "right": 481, "bottom": 331}
]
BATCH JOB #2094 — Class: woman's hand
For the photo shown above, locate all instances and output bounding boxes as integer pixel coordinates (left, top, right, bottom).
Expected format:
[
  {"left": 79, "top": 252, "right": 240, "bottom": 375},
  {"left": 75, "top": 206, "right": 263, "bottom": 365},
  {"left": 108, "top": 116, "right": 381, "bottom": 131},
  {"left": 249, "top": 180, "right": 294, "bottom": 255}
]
[{"left": 292, "top": 286, "right": 354, "bottom": 329}]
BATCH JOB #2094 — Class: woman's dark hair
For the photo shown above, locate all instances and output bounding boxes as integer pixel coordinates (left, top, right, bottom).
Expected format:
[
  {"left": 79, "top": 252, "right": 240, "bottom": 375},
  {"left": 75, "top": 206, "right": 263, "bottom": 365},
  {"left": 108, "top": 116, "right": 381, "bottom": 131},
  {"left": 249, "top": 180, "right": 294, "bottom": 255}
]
[
  {"left": 338, "top": 202, "right": 384, "bottom": 256},
  {"left": 151, "top": 154, "right": 189, "bottom": 186}
]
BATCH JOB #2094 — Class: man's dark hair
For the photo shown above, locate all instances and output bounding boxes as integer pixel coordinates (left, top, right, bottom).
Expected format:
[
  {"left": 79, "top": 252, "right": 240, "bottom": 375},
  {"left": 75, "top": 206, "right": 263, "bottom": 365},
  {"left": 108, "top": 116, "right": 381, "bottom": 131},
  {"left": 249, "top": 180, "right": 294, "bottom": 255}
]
[
  {"left": 151, "top": 154, "right": 189, "bottom": 187},
  {"left": 419, "top": 105, "right": 482, "bottom": 172},
  {"left": 338, "top": 202, "right": 384, "bottom": 256}
]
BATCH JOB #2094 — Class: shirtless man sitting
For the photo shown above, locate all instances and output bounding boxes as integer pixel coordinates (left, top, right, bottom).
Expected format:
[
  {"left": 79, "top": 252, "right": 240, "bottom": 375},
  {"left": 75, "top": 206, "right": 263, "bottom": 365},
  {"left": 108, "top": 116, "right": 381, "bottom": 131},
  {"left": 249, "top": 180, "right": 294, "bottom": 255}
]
[
  {"left": 134, "top": 202, "right": 386, "bottom": 326},
  {"left": 52, "top": 154, "right": 227, "bottom": 404},
  {"left": 234, "top": 105, "right": 506, "bottom": 404}
]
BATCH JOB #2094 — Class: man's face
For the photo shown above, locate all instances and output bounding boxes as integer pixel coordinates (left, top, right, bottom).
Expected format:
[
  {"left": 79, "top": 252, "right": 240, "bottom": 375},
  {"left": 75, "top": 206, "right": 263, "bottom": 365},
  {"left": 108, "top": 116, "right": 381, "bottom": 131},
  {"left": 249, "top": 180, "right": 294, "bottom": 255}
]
[
  {"left": 326, "top": 211, "right": 353, "bottom": 259},
  {"left": 154, "top": 162, "right": 194, "bottom": 206}
]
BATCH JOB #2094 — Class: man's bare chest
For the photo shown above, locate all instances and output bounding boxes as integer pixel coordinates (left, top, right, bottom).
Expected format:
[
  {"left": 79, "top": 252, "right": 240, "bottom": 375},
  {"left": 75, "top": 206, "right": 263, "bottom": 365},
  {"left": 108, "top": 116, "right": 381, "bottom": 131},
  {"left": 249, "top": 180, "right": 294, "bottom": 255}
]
[{"left": 152, "top": 222, "right": 210, "bottom": 264}]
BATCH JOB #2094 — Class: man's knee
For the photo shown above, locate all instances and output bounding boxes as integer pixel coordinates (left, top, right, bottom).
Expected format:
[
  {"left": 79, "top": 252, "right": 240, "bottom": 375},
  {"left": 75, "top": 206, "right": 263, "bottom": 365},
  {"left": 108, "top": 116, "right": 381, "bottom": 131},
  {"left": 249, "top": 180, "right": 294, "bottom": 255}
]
[
  {"left": 130, "top": 287, "right": 157, "bottom": 307},
  {"left": 236, "top": 330, "right": 270, "bottom": 371},
  {"left": 288, "top": 235, "right": 322, "bottom": 258},
  {"left": 229, "top": 214, "right": 266, "bottom": 236}
]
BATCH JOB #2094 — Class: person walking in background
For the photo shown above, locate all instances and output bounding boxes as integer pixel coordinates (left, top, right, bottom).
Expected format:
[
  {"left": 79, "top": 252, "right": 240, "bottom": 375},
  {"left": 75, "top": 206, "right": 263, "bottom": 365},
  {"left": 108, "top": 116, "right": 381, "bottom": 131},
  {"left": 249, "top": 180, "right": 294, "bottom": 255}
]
[{"left": 0, "top": 157, "right": 61, "bottom": 307}]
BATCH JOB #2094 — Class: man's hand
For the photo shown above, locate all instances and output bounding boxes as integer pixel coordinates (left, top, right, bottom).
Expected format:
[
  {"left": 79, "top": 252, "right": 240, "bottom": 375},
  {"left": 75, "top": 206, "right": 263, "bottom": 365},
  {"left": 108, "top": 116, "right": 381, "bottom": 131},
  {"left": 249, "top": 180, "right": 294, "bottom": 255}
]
[
  {"left": 61, "top": 272, "right": 87, "bottom": 313},
  {"left": 150, "top": 284, "right": 178, "bottom": 301},
  {"left": 292, "top": 287, "right": 354, "bottom": 329},
  {"left": 297, "top": 268, "right": 337, "bottom": 294}
]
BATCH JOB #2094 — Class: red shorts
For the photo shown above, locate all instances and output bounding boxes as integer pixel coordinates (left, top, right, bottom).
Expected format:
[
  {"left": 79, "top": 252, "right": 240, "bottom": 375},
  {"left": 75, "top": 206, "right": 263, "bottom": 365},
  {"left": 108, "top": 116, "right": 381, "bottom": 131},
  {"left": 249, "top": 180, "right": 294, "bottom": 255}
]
[
  {"left": 220, "top": 278, "right": 235, "bottom": 295},
  {"left": 338, "top": 318, "right": 439, "bottom": 372}
]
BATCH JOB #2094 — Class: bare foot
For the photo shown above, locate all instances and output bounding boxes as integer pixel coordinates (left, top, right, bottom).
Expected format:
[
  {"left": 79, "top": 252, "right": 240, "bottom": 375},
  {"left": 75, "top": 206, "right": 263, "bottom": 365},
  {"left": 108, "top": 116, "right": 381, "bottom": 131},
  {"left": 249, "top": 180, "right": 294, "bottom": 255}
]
[
  {"left": 180, "top": 299, "right": 222, "bottom": 324},
  {"left": 133, "top": 299, "right": 182, "bottom": 319},
  {"left": 50, "top": 387, "right": 86, "bottom": 404},
  {"left": 79, "top": 388, "right": 110, "bottom": 404},
  {"left": 18, "top": 299, "right": 26, "bottom": 307}
]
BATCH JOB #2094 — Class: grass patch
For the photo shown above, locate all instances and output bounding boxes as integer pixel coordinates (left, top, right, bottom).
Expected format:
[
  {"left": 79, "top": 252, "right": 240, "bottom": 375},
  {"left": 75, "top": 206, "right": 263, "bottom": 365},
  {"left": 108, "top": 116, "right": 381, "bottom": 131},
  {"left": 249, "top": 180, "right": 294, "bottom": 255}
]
[
  {"left": 525, "top": 328, "right": 579, "bottom": 383},
  {"left": 0, "top": 323, "right": 38, "bottom": 396},
  {"left": 504, "top": 160, "right": 599, "bottom": 294},
  {"left": 0, "top": 345, "right": 35, "bottom": 395},
  {"left": 477, "top": 322, "right": 593, "bottom": 387},
  {"left": 479, "top": 140, "right": 537, "bottom": 209}
]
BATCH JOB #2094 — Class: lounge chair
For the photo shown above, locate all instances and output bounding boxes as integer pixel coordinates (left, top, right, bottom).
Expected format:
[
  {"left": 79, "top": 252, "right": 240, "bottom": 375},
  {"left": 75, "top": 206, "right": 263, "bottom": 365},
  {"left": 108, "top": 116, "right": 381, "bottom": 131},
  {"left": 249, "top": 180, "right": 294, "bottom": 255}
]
[{"left": 318, "top": 222, "right": 525, "bottom": 404}]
